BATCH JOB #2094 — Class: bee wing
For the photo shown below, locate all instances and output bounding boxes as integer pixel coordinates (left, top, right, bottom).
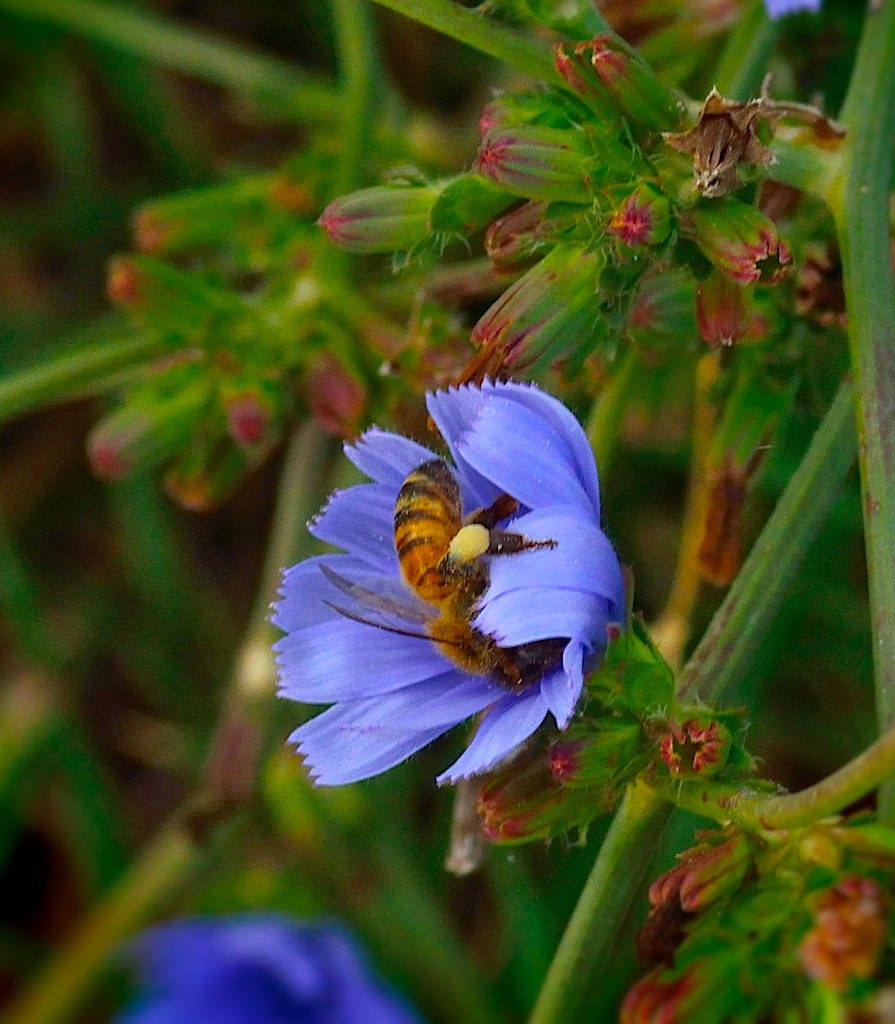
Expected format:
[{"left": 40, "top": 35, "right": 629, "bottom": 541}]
[{"left": 319, "top": 564, "right": 434, "bottom": 626}]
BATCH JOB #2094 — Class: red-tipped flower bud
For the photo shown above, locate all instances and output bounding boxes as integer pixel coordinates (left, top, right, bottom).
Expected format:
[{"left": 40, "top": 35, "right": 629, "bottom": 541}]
[
  {"left": 88, "top": 366, "right": 210, "bottom": 480},
  {"left": 549, "top": 722, "right": 645, "bottom": 790},
  {"left": 473, "top": 126, "right": 594, "bottom": 204},
  {"left": 682, "top": 198, "right": 792, "bottom": 284},
  {"left": 695, "top": 270, "right": 752, "bottom": 347},
  {"left": 318, "top": 184, "right": 439, "bottom": 254},
  {"left": 479, "top": 752, "right": 610, "bottom": 843},
  {"left": 608, "top": 184, "right": 672, "bottom": 247},
  {"left": 587, "top": 36, "right": 683, "bottom": 133},
  {"left": 659, "top": 715, "right": 731, "bottom": 777},
  {"left": 797, "top": 876, "right": 888, "bottom": 992},
  {"left": 306, "top": 352, "right": 367, "bottom": 439},
  {"left": 648, "top": 834, "right": 753, "bottom": 914},
  {"left": 469, "top": 242, "right": 604, "bottom": 377}
]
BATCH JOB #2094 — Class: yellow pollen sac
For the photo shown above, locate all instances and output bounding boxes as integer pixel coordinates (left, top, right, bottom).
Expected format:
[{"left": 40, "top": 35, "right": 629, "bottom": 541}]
[{"left": 448, "top": 523, "right": 490, "bottom": 563}]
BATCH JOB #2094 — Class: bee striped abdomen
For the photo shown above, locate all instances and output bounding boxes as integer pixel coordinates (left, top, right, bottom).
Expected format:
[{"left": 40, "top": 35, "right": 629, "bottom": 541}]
[{"left": 395, "top": 460, "right": 462, "bottom": 603}]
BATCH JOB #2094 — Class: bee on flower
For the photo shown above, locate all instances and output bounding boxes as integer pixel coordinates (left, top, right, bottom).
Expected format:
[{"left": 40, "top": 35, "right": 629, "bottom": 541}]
[{"left": 274, "top": 381, "right": 625, "bottom": 785}]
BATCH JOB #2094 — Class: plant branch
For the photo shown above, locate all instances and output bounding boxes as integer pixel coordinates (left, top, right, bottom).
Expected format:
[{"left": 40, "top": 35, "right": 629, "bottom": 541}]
[
  {"left": 829, "top": 1, "right": 895, "bottom": 817},
  {"left": 676, "top": 380, "right": 856, "bottom": 703},
  {"left": 527, "top": 784, "right": 670, "bottom": 1024},
  {"left": 0, "top": 0, "right": 340, "bottom": 124}
]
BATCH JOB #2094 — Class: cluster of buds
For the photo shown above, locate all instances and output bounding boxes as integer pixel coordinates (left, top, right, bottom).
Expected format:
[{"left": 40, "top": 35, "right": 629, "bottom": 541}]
[
  {"left": 93, "top": 164, "right": 404, "bottom": 506},
  {"left": 317, "top": 33, "right": 815, "bottom": 389},
  {"left": 623, "top": 819, "right": 895, "bottom": 1023}
]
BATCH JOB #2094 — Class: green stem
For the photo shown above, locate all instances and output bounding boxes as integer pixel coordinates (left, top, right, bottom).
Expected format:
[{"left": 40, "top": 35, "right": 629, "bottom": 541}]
[
  {"left": 0, "top": 825, "right": 200, "bottom": 1024},
  {"left": 585, "top": 346, "right": 639, "bottom": 479},
  {"left": 0, "top": 0, "right": 340, "bottom": 124},
  {"left": 676, "top": 379, "right": 856, "bottom": 703},
  {"left": 371, "top": 0, "right": 561, "bottom": 85},
  {"left": 661, "top": 724, "right": 895, "bottom": 831},
  {"left": 829, "top": 2, "right": 895, "bottom": 818},
  {"left": 0, "top": 334, "right": 159, "bottom": 427},
  {"left": 711, "top": 0, "right": 777, "bottom": 101},
  {"left": 329, "top": 0, "right": 385, "bottom": 197},
  {"left": 527, "top": 784, "right": 670, "bottom": 1024}
]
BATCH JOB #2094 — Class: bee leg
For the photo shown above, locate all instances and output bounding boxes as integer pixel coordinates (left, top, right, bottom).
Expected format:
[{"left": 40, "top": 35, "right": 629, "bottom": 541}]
[
  {"left": 486, "top": 530, "right": 557, "bottom": 557},
  {"left": 468, "top": 493, "right": 519, "bottom": 530}
]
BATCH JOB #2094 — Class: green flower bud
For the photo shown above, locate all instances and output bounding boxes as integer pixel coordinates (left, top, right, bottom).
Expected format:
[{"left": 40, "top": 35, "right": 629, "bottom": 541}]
[
  {"left": 88, "top": 363, "right": 211, "bottom": 480},
  {"left": 587, "top": 36, "right": 684, "bottom": 133},
  {"left": 473, "top": 126, "right": 594, "bottom": 204},
  {"left": 695, "top": 270, "right": 752, "bottom": 347},
  {"left": 317, "top": 184, "right": 439, "bottom": 253},
  {"left": 469, "top": 242, "right": 604, "bottom": 376},
  {"left": 549, "top": 722, "right": 645, "bottom": 790},
  {"left": 607, "top": 184, "right": 672, "bottom": 247},
  {"left": 553, "top": 41, "right": 617, "bottom": 119},
  {"left": 484, "top": 200, "right": 578, "bottom": 276},
  {"left": 221, "top": 378, "right": 282, "bottom": 449},
  {"left": 648, "top": 834, "right": 753, "bottom": 914},
  {"left": 682, "top": 198, "right": 792, "bottom": 284},
  {"left": 479, "top": 746, "right": 613, "bottom": 843}
]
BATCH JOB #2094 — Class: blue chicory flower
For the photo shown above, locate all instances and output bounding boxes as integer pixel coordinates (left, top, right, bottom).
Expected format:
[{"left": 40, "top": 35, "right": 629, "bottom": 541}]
[
  {"left": 274, "top": 381, "right": 625, "bottom": 785},
  {"left": 763, "top": 0, "right": 820, "bottom": 16},
  {"left": 117, "top": 916, "right": 421, "bottom": 1024}
]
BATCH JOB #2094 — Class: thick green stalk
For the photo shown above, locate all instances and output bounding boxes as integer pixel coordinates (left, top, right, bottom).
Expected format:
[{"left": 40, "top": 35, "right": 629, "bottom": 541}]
[
  {"left": 527, "top": 784, "right": 670, "bottom": 1024},
  {"left": 676, "top": 380, "right": 856, "bottom": 703},
  {"left": 829, "top": 2, "right": 895, "bottom": 818},
  {"left": 0, "top": 0, "right": 339, "bottom": 124},
  {"left": 0, "top": 332, "right": 158, "bottom": 428},
  {"left": 371, "top": 0, "right": 562, "bottom": 85}
]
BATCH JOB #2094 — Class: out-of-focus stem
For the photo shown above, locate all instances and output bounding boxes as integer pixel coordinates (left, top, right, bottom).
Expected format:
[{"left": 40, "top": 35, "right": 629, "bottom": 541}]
[
  {"left": 0, "top": 0, "right": 340, "bottom": 124},
  {"left": 653, "top": 351, "right": 718, "bottom": 672},
  {"left": 0, "top": 424, "right": 334, "bottom": 1024},
  {"left": 329, "top": 0, "right": 384, "bottom": 197},
  {"left": 371, "top": 0, "right": 562, "bottom": 85},
  {"left": 676, "top": 380, "right": 856, "bottom": 703},
  {"left": 0, "top": 334, "right": 158, "bottom": 428},
  {"left": 829, "top": 1, "right": 895, "bottom": 818},
  {"left": 1, "top": 825, "right": 199, "bottom": 1024},
  {"left": 585, "top": 346, "right": 639, "bottom": 480},
  {"left": 711, "top": 0, "right": 777, "bottom": 101}
]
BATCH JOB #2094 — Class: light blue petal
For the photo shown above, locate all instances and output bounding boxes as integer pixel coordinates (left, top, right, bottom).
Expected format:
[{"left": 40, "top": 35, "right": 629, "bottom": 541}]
[
  {"left": 290, "top": 703, "right": 445, "bottom": 785},
  {"left": 275, "top": 616, "right": 453, "bottom": 702},
  {"left": 540, "top": 643, "right": 585, "bottom": 727},
  {"left": 763, "top": 0, "right": 820, "bottom": 16},
  {"left": 475, "top": 586, "right": 613, "bottom": 648},
  {"left": 425, "top": 387, "right": 502, "bottom": 510},
  {"left": 481, "top": 381, "right": 601, "bottom": 511},
  {"left": 485, "top": 506, "right": 625, "bottom": 613},
  {"left": 455, "top": 394, "right": 595, "bottom": 512},
  {"left": 273, "top": 555, "right": 396, "bottom": 633},
  {"left": 344, "top": 427, "right": 435, "bottom": 487},
  {"left": 308, "top": 484, "right": 398, "bottom": 571},
  {"left": 348, "top": 672, "right": 502, "bottom": 731},
  {"left": 437, "top": 689, "right": 549, "bottom": 783}
]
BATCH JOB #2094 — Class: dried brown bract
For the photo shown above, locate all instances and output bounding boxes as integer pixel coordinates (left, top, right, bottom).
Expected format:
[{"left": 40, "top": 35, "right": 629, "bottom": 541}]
[{"left": 665, "top": 80, "right": 845, "bottom": 198}]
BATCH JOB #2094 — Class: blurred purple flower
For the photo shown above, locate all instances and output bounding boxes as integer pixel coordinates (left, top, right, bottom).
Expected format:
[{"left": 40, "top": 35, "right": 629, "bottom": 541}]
[
  {"left": 274, "top": 381, "right": 625, "bottom": 785},
  {"left": 117, "top": 916, "right": 420, "bottom": 1024},
  {"left": 763, "top": 0, "right": 820, "bottom": 15}
]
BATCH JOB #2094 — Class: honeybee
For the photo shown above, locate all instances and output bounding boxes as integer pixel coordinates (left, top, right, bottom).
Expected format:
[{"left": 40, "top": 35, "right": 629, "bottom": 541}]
[{"left": 322, "top": 458, "right": 567, "bottom": 692}]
